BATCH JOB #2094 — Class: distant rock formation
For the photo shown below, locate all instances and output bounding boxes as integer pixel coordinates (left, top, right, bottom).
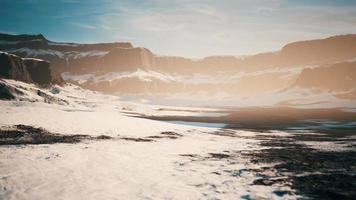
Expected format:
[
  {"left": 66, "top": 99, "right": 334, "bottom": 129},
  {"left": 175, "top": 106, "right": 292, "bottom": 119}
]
[
  {"left": 0, "top": 51, "right": 63, "bottom": 86},
  {"left": 1, "top": 33, "right": 356, "bottom": 99},
  {"left": 0, "top": 33, "right": 132, "bottom": 52},
  {"left": 97, "top": 47, "right": 156, "bottom": 72},
  {"left": 280, "top": 34, "right": 356, "bottom": 65},
  {"left": 155, "top": 34, "right": 356, "bottom": 73},
  {"left": 2, "top": 32, "right": 356, "bottom": 75},
  {"left": 294, "top": 61, "right": 356, "bottom": 92},
  {"left": 0, "top": 33, "right": 133, "bottom": 73}
]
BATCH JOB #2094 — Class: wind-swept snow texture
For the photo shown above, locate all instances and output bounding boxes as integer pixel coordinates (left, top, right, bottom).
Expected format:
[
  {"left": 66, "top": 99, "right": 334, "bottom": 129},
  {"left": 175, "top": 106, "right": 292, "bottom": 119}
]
[
  {"left": 1, "top": 80, "right": 354, "bottom": 200},
  {"left": 0, "top": 80, "right": 289, "bottom": 199}
]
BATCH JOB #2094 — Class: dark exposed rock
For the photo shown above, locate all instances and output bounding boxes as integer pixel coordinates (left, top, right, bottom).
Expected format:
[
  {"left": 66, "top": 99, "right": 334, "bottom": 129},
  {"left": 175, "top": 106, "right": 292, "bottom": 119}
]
[
  {"left": 0, "top": 33, "right": 131, "bottom": 52},
  {"left": 146, "top": 131, "right": 183, "bottom": 140},
  {"left": 0, "top": 33, "right": 46, "bottom": 42},
  {"left": 160, "top": 131, "right": 183, "bottom": 137},
  {"left": 0, "top": 51, "right": 63, "bottom": 86},
  {"left": 245, "top": 132, "right": 356, "bottom": 200},
  {"left": 36, "top": 89, "right": 69, "bottom": 105},
  {"left": 120, "top": 137, "right": 155, "bottom": 142},
  {"left": 179, "top": 154, "right": 199, "bottom": 158},
  {"left": 95, "top": 135, "right": 113, "bottom": 140},
  {"left": 23, "top": 59, "right": 52, "bottom": 85},
  {"left": 0, "top": 124, "right": 113, "bottom": 145},
  {"left": 208, "top": 153, "right": 231, "bottom": 159},
  {"left": 0, "top": 52, "right": 32, "bottom": 82},
  {"left": 0, "top": 125, "right": 88, "bottom": 145},
  {"left": 0, "top": 81, "right": 24, "bottom": 99}
]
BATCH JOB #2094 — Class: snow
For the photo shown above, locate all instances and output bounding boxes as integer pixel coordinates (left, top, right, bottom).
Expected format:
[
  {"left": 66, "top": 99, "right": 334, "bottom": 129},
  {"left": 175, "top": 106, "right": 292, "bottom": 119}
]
[
  {"left": 61, "top": 66, "right": 303, "bottom": 85},
  {"left": 6, "top": 48, "right": 108, "bottom": 60},
  {"left": 7, "top": 48, "right": 65, "bottom": 58},
  {"left": 0, "top": 79, "right": 220, "bottom": 137},
  {"left": 63, "top": 69, "right": 177, "bottom": 83},
  {"left": 116, "top": 85, "right": 356, "bottom": 109},
  {"left": 0, "top": 79, "right": 352, "bottom": 200},
  {"left": 48, "top": 42, "right": 79, "bottom": 47},
  {"left": 0, "top": 79, "right": 298, "bottom": 199},
  {"left": 99, "top": 69, "right": 176, "bottom": 83},
  {"left": 66, "top": 50, "right": 109, "bottom": 59},
  {"left": 0, "top": 135, "right": 290, "bottom": 200},
  {"left": 61, "top": 72, "right": 95, "bottom": 84},
  {"left": 22, "top": 57, "right": 45, "bottom": 62}
]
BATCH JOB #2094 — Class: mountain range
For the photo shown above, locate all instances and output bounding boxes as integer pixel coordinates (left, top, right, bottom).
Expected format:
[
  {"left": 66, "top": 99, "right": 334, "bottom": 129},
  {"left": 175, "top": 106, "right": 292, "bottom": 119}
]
[{"left": 0, "top": 33, "right": 355, "bottom": 107}]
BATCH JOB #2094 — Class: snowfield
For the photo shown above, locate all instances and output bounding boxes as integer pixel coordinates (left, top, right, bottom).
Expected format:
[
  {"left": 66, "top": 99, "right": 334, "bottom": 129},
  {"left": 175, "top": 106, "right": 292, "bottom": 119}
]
[
  {"left": 0, "top": 80, "right": 282, "bottom": 199},
  {"left": 0, "top": 79, "right": 354, "bottom": 200}
]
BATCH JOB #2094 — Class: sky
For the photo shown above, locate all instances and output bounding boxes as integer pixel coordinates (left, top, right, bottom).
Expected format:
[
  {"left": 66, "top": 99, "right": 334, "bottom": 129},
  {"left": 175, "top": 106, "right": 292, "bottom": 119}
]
[{"left": 1, "top": 0, "right": 356, "bottom": 58}]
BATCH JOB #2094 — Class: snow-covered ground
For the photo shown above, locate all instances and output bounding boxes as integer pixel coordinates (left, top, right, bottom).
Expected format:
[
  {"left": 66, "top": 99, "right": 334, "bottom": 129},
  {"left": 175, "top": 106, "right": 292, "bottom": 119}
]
[{"left": 0, "top": 79, "right": 354, "bottom": 200}]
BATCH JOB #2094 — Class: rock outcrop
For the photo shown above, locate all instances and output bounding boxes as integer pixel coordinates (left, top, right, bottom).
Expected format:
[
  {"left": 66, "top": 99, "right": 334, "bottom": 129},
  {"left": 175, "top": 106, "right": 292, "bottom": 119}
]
[
  {"left": 0, "top": 51, "right": 63, "bottom": 86},
  {"left": 0, "top": 52, "right": 32, "bottom": 83}
]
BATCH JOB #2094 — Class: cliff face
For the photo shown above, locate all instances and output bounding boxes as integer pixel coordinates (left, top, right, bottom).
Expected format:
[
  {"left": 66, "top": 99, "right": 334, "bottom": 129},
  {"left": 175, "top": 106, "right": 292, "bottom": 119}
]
[
  {"left": 0, "top": 52, "right": 32, "bottom": 83},
  {"left": 0, "top": 33, "right": 132, "bottom": 52},
  {"left": 97, "top": 47, "right": 156, "bottom": 72},
  {"left": 0, "top": 33, "right": 134, "bottom": 73},
  {"left": 155, "top": 35, "right": 356, "bottom": 73},
  {"left": 1, "top": 33, "right": 356, "bottom": 101},
  {"left": 294, "top": 61, "right": 356, "bottom": 91},
  {"left": 0, "top": 52, "right": 63, "bottom": 86},
  {"left": 280, "top": 34, "right": 356, "bottom": 65},
  {"left": 3, "top": 33, "right": 356, "bottom": 75}
]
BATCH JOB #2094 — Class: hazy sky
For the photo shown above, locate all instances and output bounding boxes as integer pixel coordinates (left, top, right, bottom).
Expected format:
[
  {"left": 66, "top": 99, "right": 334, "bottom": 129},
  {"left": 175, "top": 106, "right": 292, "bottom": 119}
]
[{"left": 1, "top": 0, "right": 356, "bottom": 57}]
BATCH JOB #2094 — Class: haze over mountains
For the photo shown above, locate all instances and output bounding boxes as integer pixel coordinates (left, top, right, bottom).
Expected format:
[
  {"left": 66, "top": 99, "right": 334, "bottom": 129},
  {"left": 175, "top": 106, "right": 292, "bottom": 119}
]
[{"left": 1, "top": 33, "right": 356, "bottom": 107}]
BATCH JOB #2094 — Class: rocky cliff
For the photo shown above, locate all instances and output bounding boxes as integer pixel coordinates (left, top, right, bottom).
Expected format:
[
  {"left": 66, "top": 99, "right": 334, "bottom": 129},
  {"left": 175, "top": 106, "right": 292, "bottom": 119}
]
[
  {"left": 3, "top": 33, "right": 356, "bottom": 75},
  {"left": 97, "top": 47, "right": 156, "bottom": 73},
  {"left": 0, "top": 33, "right": 134, "bottom": 73},
  {"left": 0, "top": 51, "right": 63, "bottom": 86},
  {"left": 280, "top": 34, "right": 356, "bottom": 66},
  {"left": 155, "top": 34, "right": 356, "bottom": 73},
  {"left": 0, "top": 52, "right": 32, "bottom": 83},
  {"left": 1, "top": 33, "right": 356, "bottom": 100}
]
